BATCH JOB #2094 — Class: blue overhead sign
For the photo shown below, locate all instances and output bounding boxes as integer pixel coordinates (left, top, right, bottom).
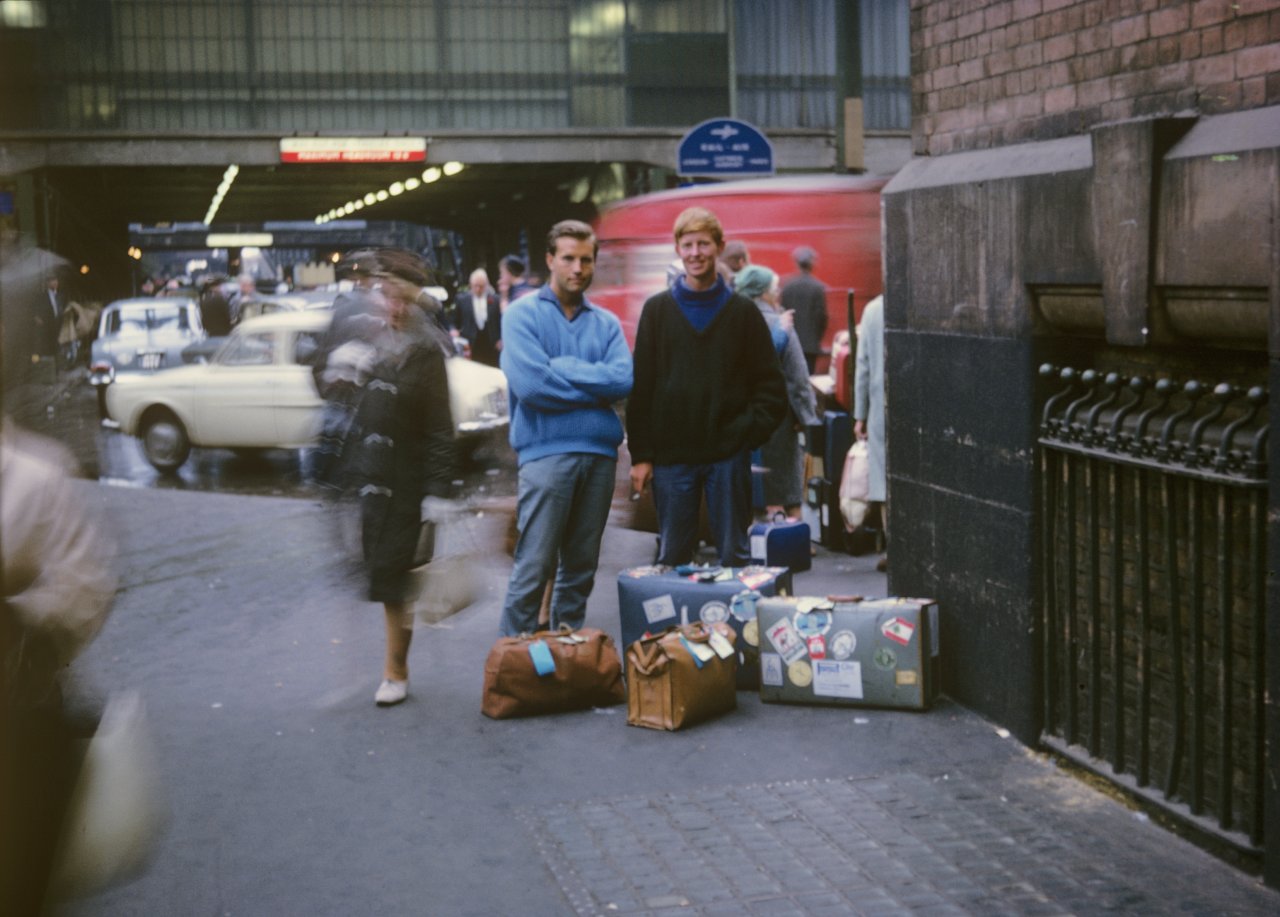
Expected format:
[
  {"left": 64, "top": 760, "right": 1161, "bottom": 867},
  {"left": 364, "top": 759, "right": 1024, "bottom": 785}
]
[{"left": 677, "top": 118, "right": 774, "bottom": 178}]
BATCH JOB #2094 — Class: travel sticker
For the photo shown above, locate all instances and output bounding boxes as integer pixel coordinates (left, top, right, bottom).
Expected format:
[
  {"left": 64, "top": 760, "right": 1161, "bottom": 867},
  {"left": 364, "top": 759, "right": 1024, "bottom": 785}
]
[
  {"left": 813, "top": 660, "right": 863, "bottom": 699},
  {"left": 829, "top": 630, "right": 857, "bottom": 660},
  {"left": 793, "top": 609, "right": 832, "bottom": 639},
  {"left": 742, "top": 618, "right": 760, "bottom": 647},
  {"left": 788, "top": 659, "right": 813, "bottom": 688},
  {"left": 880, "top": 616, "right": 916, "bottom": 646},
  {"left": 761, "top": 652, "right": 784, "bottom": 687},
  {"left": 895, "top": 669, "right": 919, "bottom": 686},
  {"left": 873, "top": 646, "right": 897, "bottom": 670},
  {"left": 806, "top": 635, "right": 826, "bottom": 660},
  {"left": 699, "top": 601, "right": 730, "bottom": 625},
  {"left": 642, "top": 594, "right": 677, "bottom": 626},
  {"left": 765, "top": 617, "right": 807, "bottom": 665},
  {"left": 729, "top": 590, "right": 759, "bottom": 621}
]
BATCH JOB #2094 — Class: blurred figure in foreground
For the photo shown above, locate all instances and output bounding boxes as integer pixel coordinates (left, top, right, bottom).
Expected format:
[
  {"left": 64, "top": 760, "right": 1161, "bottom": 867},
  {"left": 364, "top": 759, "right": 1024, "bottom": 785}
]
[
  {"left": 2, "top": 419, "right": 117, "bottom": 914},
  {"left": 354, "top": 250, "right": 456, "bottom": 706}
]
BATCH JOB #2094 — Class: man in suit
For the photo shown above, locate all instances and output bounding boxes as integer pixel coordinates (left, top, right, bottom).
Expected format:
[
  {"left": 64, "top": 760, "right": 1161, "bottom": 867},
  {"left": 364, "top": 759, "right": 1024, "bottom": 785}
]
[
  {"left": 454, "top": 267, "right": 502, "bottom": 366},
  {"left": 36, "top": 274, "right": 65, "bottom": 365},
  {"left": 780, "top": 245, "right": 828, "bottom": 373}
]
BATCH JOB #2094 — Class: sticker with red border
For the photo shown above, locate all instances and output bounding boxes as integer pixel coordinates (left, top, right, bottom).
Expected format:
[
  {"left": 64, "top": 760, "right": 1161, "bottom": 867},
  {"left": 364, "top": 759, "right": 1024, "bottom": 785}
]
[
  {"left": 806, "top": 635, "right": 826, "bottom": 659},
  {"left": 880, "top": 616, "right": 916, "bottom": 646}
]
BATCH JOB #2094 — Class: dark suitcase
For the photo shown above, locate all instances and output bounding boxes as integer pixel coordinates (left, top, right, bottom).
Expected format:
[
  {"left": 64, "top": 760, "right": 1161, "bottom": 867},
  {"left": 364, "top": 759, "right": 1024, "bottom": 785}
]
[
  {"left": 748, "top": 516, "right": 811, "bottom": 572},
  {"left": 823, "top": 410, "right": 853, "bottom": 488},
  {"left": 617, "top": 565, "right": 792, "bottom": 689},
  {"left": 756, "top": 596, "right": 940, "bottom": 710},
  {"left": 817, "top": 477, "right": 848, "bottom": 552}
]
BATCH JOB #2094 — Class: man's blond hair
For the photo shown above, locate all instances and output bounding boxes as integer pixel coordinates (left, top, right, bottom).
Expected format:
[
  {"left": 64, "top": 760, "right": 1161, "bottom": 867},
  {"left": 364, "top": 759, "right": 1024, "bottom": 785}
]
[{"left": 673, "top": 207, "right": 724, "bottom": 246}]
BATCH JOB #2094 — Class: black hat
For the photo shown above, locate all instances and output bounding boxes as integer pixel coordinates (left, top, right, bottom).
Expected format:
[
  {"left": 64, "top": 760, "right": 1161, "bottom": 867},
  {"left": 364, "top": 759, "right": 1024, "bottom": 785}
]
[
  {"left": 376, "top": 248, "right": 431, "bottom": 288},
  {"left": 337, "top": 249, "right": 380, "bottom": 279}
]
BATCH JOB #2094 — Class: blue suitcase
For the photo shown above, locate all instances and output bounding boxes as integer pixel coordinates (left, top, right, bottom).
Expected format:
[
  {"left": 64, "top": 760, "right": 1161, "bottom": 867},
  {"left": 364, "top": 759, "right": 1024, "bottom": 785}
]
[{"left": 749, "top": 516, "right": 812, "bottom": 572}]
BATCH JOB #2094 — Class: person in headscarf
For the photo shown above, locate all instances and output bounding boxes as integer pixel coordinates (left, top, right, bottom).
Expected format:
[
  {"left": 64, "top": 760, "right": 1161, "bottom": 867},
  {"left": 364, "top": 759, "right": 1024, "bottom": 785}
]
[{"left": 735, "top": 264, "right": 819, "bottom": 519}]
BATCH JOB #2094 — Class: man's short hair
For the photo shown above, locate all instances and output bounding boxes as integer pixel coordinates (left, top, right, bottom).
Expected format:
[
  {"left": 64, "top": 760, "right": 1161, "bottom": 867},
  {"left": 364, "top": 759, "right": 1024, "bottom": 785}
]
[
  {"left": 792, "top": 246, "right": 818, "bottom": 269},
  {"left": 546, "top": 219, "right": 597, "bottom": 257},
  {"left": 673, "top": 207, "right": 724, "bottom": 246},
  {"left": 469, "top": 268, "right": 490, "bottom": 286},
  {"left": 723, "top": 240, "right": 749, "bottom": 263},
  {"left": 502, "top": 254, "right": 527, "bottom": 277}
]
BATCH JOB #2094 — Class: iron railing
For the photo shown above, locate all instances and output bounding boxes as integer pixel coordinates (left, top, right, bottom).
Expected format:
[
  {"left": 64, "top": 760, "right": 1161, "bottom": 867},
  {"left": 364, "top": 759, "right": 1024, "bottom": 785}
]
[{"left": 1038, "top": 365, "right": 1268, "bottom": 853}]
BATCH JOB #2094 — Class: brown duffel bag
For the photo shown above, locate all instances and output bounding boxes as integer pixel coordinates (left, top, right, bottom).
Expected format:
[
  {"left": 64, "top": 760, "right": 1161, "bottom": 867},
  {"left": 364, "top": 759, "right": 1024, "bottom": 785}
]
[
  {"left": 626, "top": 623, "right": 737, "bottom": 731},
  {"left": 481, "top": 626, "right": 626, "bottom": 719}
]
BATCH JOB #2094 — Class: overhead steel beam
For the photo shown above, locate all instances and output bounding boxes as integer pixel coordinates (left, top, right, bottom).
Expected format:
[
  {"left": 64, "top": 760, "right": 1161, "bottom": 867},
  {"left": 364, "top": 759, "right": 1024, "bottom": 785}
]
[{"left": 0, "top": 128, "right": 835, "bottom": 175}]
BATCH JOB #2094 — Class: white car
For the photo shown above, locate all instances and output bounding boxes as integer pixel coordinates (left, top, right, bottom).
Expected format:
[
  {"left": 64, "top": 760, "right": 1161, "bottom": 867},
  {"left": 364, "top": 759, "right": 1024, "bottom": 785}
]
[{"left": 105, "top": 311, "right": 509, "bottom": 473}]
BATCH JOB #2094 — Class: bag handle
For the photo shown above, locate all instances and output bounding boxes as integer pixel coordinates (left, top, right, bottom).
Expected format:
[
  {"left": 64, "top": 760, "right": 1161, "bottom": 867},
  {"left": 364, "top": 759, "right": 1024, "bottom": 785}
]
[
  {"left": 629, "top": 633, "right": 669, "bottom": 676},
  {"left": 827, "top": 594, "right": 864, "bottom": 603}
]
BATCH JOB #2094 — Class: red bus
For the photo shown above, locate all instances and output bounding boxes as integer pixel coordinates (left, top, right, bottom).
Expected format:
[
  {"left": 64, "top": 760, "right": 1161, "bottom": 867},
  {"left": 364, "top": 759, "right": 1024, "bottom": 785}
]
[{"left": 591, "top": 174, "right": 886, "bottom": 366}]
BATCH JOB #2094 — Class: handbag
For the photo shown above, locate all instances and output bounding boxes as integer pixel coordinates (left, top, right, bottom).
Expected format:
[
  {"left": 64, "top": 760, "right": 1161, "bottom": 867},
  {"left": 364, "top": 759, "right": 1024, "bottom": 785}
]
[
  {"left": 481, "top": 626, "right": 626, "bottom": 719},
  {"left": 412, "top": 499, "right": 478, "bottom": 624},
  {"left": 839, "top": 439, "right": 870, "bottom": 530},
  {"left": 625, "top": 623, "right": 737, "bottom": 731},
  {"left": 50, "top": 691, "right": 168, "bottom": 899}
]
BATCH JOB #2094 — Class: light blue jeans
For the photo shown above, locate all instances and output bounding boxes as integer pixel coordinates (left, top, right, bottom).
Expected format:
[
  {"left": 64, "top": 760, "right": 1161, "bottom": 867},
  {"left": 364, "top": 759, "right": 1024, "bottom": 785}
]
[{"left": 500, "top": 452, "right": 616, "bottom": 636}]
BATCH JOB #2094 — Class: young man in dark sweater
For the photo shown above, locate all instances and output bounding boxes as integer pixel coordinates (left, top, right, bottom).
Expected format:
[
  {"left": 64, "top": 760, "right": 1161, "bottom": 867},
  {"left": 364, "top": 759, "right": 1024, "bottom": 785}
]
[{"left": 627, "top": 206, "right": 787, "bottom": 566}]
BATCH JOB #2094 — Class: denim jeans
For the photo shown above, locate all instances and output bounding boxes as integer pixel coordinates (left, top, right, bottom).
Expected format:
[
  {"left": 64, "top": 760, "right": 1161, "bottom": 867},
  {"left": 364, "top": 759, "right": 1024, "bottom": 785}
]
[
  {"left": 499, "top": 452, "right": 616, "bottom": 636},
  {"left": 652, "top": 451, "right": 752, "bottom": 567}
]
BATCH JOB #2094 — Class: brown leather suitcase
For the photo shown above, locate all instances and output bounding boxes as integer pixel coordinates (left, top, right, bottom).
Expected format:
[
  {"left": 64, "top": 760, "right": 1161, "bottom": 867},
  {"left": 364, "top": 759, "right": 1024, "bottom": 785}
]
[
  {"left": 625, "top": 623, "right": 737, "bottom": 731},
  {"left": 481, "top": 627, "right": 626, "bottom": 719}
]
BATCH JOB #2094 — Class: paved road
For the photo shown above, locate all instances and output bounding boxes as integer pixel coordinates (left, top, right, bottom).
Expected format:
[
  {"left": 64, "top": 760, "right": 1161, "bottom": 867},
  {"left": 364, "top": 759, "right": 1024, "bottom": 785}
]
[{"left": 52, "top": 482, "right": 1280, "bottom": 916}]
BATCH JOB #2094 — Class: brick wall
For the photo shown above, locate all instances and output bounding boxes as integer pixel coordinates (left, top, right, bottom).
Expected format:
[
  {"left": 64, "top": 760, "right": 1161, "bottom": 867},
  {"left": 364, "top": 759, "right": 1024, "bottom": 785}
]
[{"left": 911, "top": 0, "right": 1280, "bottom": 155}]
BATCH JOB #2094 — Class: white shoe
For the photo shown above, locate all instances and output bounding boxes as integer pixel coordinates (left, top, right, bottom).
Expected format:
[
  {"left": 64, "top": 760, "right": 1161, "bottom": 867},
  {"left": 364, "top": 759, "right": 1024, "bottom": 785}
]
[{"left": 374, "top": 678, "right": 408, "bottom": 706}]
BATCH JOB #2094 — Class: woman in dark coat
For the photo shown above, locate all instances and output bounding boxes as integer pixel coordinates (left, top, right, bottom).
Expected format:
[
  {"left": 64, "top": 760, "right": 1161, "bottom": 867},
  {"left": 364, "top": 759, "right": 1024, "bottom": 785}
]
[{"left": 354, "top": 250, "right": 455, "bottom": 706}]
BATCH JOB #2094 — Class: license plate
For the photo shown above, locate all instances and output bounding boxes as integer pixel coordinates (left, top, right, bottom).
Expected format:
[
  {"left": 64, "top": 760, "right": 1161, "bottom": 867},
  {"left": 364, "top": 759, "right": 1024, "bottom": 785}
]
[{"left": 140, "top": 352, "right": 163, "bottom": 370}]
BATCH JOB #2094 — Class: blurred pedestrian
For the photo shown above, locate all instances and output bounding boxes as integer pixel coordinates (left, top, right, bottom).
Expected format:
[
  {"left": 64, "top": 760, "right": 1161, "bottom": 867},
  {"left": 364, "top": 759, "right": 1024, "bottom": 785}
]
[
  {"left": 736, "top": 264, "right": 819, "bottom": 519},
  {"left": 628, "top": 206, "right": 786, "bottom": 566},
  {"left": 2, "top": 418, "right": 117, "bottom": 914},
  {"left": 781, "top": 245, "right": 828, "bottom": 373},
  {"left": 354, "top": 249, "right": 456, "bottom": 707},
  {"left": 227, "top": 273, "right": 257, "bottom": 326},
  {"left": 197, "top": 275, "right": 233, "bottom": 337},
  {"left": 853, "top": 294, "right": 887, "bottom": 570},
  {"left": 454, "top": 268, "right": 502, "bottom": 366},
  {"left": 497, "top": 254, "right": 535, "bottom": 312},
  {"left": 723, "top": 239, "right": 750, "bottom": 275},
  {"left": 309, "top": 250, "right": 385, "bottom": 490},
  {"left": 498, "top": 220, "right": 632, "bottom": 636},
  {"left": 35, "top": 274, "right": 65, "bottom": 365}
]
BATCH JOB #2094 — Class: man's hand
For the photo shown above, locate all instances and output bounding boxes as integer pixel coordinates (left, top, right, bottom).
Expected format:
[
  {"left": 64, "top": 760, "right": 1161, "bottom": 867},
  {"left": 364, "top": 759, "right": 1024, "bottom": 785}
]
[
  {"left": 854, "top": 419, "right": 867, "bottom": 441},
  {"left": 778, "top": 309, "right": 795, "bottom": 333},
  {"left": 630, "top": 461, "right": 653, "bottom": 497}
]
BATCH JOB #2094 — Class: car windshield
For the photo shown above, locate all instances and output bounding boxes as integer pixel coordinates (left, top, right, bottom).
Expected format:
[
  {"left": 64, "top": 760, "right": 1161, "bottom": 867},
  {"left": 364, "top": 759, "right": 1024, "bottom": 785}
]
[{"left": 109, "top": 303, "right": 191, "bottom": 335}]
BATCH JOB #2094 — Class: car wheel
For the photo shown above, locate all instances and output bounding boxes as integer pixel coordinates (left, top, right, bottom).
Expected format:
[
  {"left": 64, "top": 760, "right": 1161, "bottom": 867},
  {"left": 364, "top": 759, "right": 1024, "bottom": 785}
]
[{"left": 141, "top": 411, "right": 191, "bottom": 473}]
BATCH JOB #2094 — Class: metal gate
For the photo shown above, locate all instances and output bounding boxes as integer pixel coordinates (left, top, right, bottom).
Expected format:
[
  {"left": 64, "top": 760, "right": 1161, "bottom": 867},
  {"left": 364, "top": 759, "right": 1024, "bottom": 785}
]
[{"left": 1038, "top": 365, "right": 1269, "bottom": 854}]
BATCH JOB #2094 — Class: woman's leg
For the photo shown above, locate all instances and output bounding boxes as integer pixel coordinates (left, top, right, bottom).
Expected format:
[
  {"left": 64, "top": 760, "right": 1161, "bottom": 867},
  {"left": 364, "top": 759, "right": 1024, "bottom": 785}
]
[{"left": 383, "top": 602, "right": 412, "bottom": 681}]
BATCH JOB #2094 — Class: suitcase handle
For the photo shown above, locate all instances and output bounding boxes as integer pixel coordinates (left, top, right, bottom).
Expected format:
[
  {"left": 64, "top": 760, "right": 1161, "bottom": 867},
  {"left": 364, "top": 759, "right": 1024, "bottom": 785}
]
[{"left": 827, "top": 595, "right": 864, "bottom": 603}]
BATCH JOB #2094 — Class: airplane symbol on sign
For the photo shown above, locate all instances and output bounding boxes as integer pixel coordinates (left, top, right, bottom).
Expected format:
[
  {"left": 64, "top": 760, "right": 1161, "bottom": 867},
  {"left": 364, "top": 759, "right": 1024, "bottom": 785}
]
[{"left": 710, "top": 124, "right": 740, "bottom": 141}]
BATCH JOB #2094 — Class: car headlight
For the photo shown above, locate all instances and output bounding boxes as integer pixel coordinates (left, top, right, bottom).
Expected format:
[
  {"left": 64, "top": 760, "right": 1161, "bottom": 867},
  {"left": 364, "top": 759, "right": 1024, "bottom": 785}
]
[{"left": 116, "top": 351, "right": 134, "bottom": 366}]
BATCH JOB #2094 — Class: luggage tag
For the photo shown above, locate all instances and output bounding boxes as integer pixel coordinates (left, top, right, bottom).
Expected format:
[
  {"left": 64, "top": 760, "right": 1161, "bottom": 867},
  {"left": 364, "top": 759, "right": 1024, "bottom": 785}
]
[
  {"left": 679, "top": 634, "right": 716, "bottom": 668},
  {"left": 707, "top": 628, "right": 736, "bottom": 660},
  {"left": 556, "top": 633, "right": 586, "bottom": 644},
  {"left": 528, "top": 639, "right": 557, "bottom": 676}
]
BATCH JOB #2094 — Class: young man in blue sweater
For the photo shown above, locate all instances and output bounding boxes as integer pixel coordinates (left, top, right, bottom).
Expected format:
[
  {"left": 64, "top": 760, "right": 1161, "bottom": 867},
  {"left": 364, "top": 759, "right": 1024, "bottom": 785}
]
[
  {"left": 498, "top": 220, "right": 633, "bottom": 636},
  {"left": 628, "top": 207, "right": 787, "bottom": 566}
]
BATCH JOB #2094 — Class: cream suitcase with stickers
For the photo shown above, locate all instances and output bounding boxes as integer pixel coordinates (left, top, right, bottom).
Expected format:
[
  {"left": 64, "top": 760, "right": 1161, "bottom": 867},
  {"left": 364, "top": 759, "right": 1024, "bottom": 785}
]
[{"left": 755, "top": 596, "right": 940, "bottom": 710}]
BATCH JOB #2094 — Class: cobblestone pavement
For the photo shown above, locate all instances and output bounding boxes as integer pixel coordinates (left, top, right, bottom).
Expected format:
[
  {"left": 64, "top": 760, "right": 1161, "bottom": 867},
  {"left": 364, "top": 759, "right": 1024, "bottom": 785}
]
[{"left": 523, "top": 763, "right": 1280, "bottom": 917}]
